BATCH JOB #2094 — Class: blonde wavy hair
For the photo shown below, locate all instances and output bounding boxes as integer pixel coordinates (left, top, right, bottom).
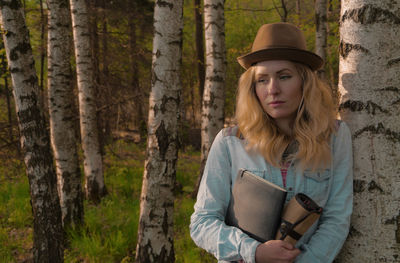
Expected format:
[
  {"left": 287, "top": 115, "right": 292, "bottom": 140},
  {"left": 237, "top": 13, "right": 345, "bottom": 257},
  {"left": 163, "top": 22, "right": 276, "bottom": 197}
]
[{"left": 235, "top": 62, "right": 337, "bottom": 172}]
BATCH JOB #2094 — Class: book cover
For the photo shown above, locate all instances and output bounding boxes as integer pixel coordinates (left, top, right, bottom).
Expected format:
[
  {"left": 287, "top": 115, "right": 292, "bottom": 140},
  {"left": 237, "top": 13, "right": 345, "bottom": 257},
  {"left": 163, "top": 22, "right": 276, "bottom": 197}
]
[{"left": 225, "top": 169, "right": 287, "bottom": 243}]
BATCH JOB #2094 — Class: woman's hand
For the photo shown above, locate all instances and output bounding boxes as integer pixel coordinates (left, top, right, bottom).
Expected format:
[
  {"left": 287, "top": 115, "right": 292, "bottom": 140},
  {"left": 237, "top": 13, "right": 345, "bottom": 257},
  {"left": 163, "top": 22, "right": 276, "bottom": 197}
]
[{"left": 255, "top": 240, "right": 301, "bottom": 263}]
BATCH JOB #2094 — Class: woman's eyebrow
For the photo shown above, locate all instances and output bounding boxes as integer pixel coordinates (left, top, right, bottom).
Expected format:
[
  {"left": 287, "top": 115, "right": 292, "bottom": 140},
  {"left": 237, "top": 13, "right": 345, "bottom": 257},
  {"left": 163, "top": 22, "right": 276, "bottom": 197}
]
[{"left": 255, "top": 68, "right": 292, "bottom": 76}]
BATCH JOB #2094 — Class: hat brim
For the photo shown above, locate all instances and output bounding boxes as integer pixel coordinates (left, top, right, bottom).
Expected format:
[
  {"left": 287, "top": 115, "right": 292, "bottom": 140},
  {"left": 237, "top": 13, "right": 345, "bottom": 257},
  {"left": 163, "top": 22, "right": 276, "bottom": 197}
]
[{"left": 237, "top": 48, "right": 324, "bottom": 71}]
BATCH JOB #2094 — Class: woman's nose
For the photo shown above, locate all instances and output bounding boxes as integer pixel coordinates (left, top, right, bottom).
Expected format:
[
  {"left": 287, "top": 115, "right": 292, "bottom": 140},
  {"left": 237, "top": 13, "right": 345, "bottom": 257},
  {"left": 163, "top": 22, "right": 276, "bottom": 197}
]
[{"left": 268, "top": 78, "right": 280, "bottom": 95}]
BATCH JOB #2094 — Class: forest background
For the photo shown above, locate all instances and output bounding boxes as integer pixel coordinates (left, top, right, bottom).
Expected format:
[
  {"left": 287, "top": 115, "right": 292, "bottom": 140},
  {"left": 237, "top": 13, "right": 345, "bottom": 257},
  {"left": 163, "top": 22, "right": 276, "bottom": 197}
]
[{"left": 1, "top": 0, "right": 342, "bottom": 262}]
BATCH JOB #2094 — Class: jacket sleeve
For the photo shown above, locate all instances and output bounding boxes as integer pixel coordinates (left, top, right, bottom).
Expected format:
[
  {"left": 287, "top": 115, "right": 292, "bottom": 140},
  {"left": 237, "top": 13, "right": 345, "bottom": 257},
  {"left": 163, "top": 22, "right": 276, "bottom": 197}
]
[
  {"left": 190, "top": 130, "right": 261, "bottom": 262},
  {"left": 295, "top": 122, "right": 353, "bottom": 263}
]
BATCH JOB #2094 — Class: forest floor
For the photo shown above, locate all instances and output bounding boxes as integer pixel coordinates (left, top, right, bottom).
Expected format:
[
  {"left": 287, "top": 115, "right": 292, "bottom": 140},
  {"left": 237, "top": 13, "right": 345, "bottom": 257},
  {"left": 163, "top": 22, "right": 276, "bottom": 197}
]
[{"left": 0, "top": 141, "right": 216, "bottom": 262}]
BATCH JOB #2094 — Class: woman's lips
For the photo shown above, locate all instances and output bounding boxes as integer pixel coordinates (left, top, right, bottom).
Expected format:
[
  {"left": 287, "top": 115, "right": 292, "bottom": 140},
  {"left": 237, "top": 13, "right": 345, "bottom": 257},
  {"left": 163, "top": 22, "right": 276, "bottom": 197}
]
[{"left": 268, "top": 101, "right": 285, "bottom": 106}]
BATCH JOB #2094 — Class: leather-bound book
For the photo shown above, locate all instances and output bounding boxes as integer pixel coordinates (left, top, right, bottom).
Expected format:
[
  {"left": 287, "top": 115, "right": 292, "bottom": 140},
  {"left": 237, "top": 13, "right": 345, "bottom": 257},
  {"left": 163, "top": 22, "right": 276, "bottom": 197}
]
[{"left": 225, "top": 169, "right": 287, "bottom": 242}]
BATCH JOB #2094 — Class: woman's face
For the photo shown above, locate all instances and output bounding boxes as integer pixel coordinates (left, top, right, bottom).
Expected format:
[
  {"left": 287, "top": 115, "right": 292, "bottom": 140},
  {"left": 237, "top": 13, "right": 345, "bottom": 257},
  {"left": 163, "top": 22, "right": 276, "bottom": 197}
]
[{"left": 254, "top": 60, "right": 303, "bottom": 125}]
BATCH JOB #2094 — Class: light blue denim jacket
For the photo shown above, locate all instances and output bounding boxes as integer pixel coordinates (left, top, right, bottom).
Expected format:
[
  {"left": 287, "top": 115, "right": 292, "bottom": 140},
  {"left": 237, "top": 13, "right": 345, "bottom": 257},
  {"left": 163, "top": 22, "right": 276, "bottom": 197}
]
[{"left": 190, "top": 121, "right": 353, "bottom": 263}]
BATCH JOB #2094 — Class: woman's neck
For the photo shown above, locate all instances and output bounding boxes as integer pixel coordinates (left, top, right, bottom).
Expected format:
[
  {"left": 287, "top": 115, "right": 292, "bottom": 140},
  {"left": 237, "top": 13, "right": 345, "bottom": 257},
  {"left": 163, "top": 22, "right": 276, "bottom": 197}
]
[{"left": 275, "top": 118, "right": 295, "bottom": 136}]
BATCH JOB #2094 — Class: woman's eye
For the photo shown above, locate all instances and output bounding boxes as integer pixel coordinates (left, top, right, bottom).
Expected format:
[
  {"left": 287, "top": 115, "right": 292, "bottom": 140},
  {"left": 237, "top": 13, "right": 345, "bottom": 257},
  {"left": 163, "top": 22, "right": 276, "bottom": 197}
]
[
  {"left": 257, "top": 78, "right": 267, "bottom": 83},
  {"left": 280, "top": 75, "right": 291, "bottom": 80}
]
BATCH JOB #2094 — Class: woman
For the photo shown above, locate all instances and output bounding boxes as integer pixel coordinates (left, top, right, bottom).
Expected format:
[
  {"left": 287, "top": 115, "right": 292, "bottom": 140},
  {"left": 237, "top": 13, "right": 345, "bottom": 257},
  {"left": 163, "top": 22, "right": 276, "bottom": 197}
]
[{"left": 190, "top": 22, "right": 353, "bottom": 263}]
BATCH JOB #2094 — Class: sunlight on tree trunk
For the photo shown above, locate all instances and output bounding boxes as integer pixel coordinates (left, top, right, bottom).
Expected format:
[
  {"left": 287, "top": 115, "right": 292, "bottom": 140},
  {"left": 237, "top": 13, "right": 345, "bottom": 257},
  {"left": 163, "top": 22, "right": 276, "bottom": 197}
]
[
  {"left": 70, "top": 0, "right": 107, "bottom": 203},
  {"left": 47, "top": 0, "right": 84, "bottom": 228},
  {"left": 0, "top": 1, "right": 64, "bottom": 261},
  {"left": 338, "top": 1, "right": 400, "bottom": 261},
  {"left": 195, "top": 0, "right": 226, "bottom": 197},
  {"left": 135, "top": 0, "right": 183, "bottom": 262},
  {"left": 315, "top": 0, "right": 327, "bottom": 78}
]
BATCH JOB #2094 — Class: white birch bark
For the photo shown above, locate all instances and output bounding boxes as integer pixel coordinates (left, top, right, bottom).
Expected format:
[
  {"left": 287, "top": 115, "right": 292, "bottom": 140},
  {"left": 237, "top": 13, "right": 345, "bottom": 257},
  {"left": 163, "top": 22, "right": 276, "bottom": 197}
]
[
  {"left": 135, "top": 0, "right": 183, "bottom": 262},
  {"left": 338, "top": 1, "right": 400, "bottom": 262},
  {"left": 47, "top": 0, "right": 83, "bottom": 227},
  {"left": 201, "top": 0, "right": 226, "bottom": 173},
  {"left": 0, "top": 0, "right": 64, "bottom": 261},
  {"left": 69, "top": 0, "right": 106, "bottom": 202},
  {"left": 315, "top": 0, "right": 327, "bottom": 78}
]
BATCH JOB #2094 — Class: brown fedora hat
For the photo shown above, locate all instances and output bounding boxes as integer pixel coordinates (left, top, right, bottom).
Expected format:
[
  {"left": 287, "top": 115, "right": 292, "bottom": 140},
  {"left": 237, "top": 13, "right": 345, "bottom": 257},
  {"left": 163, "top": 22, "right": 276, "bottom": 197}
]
[{"left": 237, "top": 22, "right": 323, "bottom": 70}]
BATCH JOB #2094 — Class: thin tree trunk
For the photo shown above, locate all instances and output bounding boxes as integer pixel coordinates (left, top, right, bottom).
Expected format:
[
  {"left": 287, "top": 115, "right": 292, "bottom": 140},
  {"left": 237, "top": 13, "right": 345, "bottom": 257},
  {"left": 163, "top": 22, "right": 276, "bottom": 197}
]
[
  {"left": 315, "top": 0, "right": 327, "bottom": 78},
  {"left": 296, "top": 0, "right": 301, "bottom": 25},
  {"left": 337, "top": 1, "right": 400, "bottom": 261},
  {"left": 89, "top": 0, "right": 106, "bottom": 156},
  {"left": 128, "top": 0, "right": 144, "bottom": 132},
  {"left": 99, "top": 0, "right": 111, "bottom": 141},
  {"left": 195, "top": 0, "right": 205, "bottom": 104},
  {"left": 135, "top": 0, "right": 183, "bottom": 262},
  {"left": 5, "top": 77, "right": 12, "bottom": 142},
  {"left": 39, "top": 0, "right": 45, "bottom": 93},
  {"left": 0, "top": 1, "right": 64, "bottom": 262},
  {"left": 2, "top": 51, "right": 13, "bottom": 144},
  {"left": 47, "top": 0, "right": 83, "bottom": 228},
  {"left": 193, "top": 0, "right": 226, "bottom": 198},
  {"left": 69, "top": 0, "right": 107, "bottom": 203}
]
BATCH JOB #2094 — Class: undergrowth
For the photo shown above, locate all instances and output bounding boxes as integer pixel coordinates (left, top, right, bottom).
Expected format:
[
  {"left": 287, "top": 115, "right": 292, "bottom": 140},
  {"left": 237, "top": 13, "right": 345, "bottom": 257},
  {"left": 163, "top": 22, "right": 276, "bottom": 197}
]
[{"left": 0, "top": 141, "right": 216, "bottom": 262}]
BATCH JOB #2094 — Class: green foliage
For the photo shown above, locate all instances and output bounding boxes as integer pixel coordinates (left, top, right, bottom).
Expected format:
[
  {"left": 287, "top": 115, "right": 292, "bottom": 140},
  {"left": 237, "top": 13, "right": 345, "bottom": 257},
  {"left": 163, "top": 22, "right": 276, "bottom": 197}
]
[
  {"left": 0, "top": 161, "right": 32, "bottom": 262},
  {"left": 62, "top": 141, "right": 213, "bottom": 262}
]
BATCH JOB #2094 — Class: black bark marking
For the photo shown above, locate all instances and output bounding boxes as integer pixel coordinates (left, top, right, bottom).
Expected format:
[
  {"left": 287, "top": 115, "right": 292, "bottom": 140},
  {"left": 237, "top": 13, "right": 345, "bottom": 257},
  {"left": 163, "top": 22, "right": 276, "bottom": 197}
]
[
  {"left": 315, "top": 1, "right": 327, "bottom": 30},
  {"left": 26, "top": 144, "right": 54, "bottom": 169},
  {"left": 388, "top": 57, "right": 400, "bottom": 67},
  {"left": 205, "top": 21, "right": 224, "bottom": 31},
  {"left": 156, "top": 121, "right": 169, "bottom": 159},
  {"left": 168, "top": 40, "right": 181, "bottom": 46},
  {"left": 353, "top": 122, "right": 400, "bottom": 143},
  {"left": 367, "top": 180, "right": 383, "bottom": 193},
  {"left": 339, "top": 41, "right": 369, "bottom": 59},
  {"left": 396, "top": 213, "right": 400, "bottom": 243},
  {"left": 160, "top": 95, "right": 180, "bottom": 115},
  {"left": 157, "top": 0, "right": 173, "bottom": 10},
  {"left": 208, "top": 75, "right": 224, "bottom": 82},
  {"left": 23, "top": 75, "right": 38, "bottom": 86},
  {"left": 162, "top": 209, "right": 168, "bottom": 235},
  {"left": 9, "top": 41, "right": 32, "bottom": 61},
  {"left": 341, "top": 5, "right": 400, "bottom": 25},
  {"left": 384, "top": 217, "right": 396, "bottom": 225},
  {"left": 349, "top": 225, "right": 362, "bottom": 237},
  {"left": 377, "top": 86, "right": 400, "bottom": 93},
  {"left": 392, "top": 98, "right": 400, "bottom": 105},
  {"left": 0, "top": 0, "right": 22, "bottom": 10},
  {"left": 4, "top": 30, "right": 15, "bottom": 38},
  {"left": 86, "top": 176, "right": 107, "bottom": 204},
  {"left": 203, "top": 91, "right": 217, "bottom": 109},
  {"left": 353, "top": 179, "right": 366, "bottom": 193},
  {"left": 137, "top": 239, "right": 174, "bottom": 263},
  {"left": 339, "top": 100, "right": 388, "bottom": 115},
  {"left": 149, "top": 209, "right": 156, "bottom": 221},
  {"left": 9, "top": 66, "right": 20, "bottom": 73},
  {"left": 151, "top": 70, "right": 162, "bottom": 88}
]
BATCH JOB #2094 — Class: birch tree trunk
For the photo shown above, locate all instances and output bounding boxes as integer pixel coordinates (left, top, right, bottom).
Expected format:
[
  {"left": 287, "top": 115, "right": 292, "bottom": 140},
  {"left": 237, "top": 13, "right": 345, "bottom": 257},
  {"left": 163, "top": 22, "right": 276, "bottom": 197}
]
[
  {"left": 70, "top": 0, "right": 106, "bottom": 203},
  {"left": 338, "top": 1, "right": 400, "bottom": 262},
  {"left": 195, "top": 0, "right": 205, "bottom": 103},
  {"left": 315, "top": 0, "right": 327, "bottom": 78},
  {"left": 47, "top": 0, "right": 83, "bottom": 228},
  {"left": 0, "top": 0, "right": 64, "bottom": 261},
  {"left": 135, "top": 0, "right": 183, "bottom": 261},
  {"left": 196, "top": 0, "right": 226, "bottom": 196}
]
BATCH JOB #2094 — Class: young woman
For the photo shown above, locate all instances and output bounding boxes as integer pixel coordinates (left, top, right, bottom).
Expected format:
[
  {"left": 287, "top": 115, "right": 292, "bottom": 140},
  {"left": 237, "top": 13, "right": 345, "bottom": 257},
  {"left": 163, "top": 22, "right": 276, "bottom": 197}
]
[{"left": 190, "top": 23, "right": 353, "bottom": 263}]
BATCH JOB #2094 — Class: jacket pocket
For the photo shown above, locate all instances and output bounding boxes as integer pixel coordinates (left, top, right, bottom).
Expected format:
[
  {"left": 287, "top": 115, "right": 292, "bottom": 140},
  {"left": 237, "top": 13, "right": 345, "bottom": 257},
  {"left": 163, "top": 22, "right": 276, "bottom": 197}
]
[{"left": 303, "top": 169, "right": 331, "bottom": 200}]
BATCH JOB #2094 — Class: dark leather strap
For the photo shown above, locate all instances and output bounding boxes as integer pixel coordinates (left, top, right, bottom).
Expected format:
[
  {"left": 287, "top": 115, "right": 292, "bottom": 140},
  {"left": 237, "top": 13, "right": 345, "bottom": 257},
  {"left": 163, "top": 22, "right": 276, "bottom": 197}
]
[{"left": 278, "top": 212, "right": 313, "bottom": 241}]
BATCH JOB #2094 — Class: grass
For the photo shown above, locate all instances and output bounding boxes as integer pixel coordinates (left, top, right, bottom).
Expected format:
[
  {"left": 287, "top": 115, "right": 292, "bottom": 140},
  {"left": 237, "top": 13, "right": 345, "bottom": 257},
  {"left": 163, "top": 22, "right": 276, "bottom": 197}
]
[{"left": 0, "top": 141, "right": 216, "bottom": 262}]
